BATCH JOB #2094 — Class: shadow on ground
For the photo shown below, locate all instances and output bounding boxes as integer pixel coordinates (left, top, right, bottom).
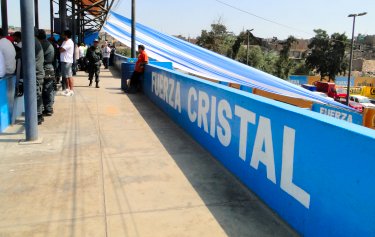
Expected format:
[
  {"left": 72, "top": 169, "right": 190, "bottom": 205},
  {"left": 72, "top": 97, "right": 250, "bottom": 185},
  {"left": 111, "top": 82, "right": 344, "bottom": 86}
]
[{"left": 125, "top": 93, "right": 298, "bottom": 237}]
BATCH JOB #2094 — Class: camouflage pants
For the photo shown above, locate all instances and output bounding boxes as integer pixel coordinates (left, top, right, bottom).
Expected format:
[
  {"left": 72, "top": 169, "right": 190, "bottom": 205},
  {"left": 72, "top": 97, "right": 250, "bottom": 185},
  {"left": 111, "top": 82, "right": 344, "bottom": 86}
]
[
  {"left": 36, "top": 78, "right": 43, "bottom": 116},
  {"left": 88, "top": 64, "right": 100, "bottom": 82},
  {"left": 42, "top": 79, "right": 55, "bottom": 113}
]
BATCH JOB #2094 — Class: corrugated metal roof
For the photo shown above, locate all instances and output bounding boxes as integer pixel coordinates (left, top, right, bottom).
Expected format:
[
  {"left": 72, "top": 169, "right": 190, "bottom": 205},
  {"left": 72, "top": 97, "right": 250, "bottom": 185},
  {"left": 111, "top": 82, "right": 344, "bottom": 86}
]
[{"left": 75, "top": 0, "right": 105, "bottom": 17}]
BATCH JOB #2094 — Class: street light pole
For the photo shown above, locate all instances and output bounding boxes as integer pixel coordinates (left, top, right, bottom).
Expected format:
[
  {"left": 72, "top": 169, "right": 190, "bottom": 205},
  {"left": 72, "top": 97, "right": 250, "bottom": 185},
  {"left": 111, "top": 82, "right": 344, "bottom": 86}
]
[
  {"left": 131, "top": 0, "right": 136, "bottom": 58},
  {"left": 246, "top": 29, "right": 253, "bottom": 65},
  {"left": 346, "top": 12, "right": 367, "bottom": 106}
]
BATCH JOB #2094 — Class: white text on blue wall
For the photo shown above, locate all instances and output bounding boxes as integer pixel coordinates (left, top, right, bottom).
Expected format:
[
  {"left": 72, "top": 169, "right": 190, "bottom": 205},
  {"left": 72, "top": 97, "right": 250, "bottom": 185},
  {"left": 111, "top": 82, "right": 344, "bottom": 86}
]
[{"left": 152, "top": 72, "right": 310, "bottom": 209}]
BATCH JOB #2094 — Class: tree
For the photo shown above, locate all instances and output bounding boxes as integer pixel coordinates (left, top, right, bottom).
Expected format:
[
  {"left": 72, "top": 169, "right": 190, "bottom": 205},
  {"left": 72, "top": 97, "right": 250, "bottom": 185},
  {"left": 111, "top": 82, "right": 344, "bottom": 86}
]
[
  {"left": 196, "top": 19, "right": 235, "bottom": 57},
  {"left": 306, "top": 29, "right": 348, "bottom": 81},
  {"left": 231, "top": 31, "right": 246, "bottom": 59},
  {"left": 327, "top": 33, "right": 348, "bottom": 80},
  {"left": 275, "top": 36, "right": 297, "bottom": 79},
  {"left": 292, "top": 61, "right": 311, "bottom": 75},
  {"left": 306, "top": 29, "right": 330, "bottom": 80},
  {"left": 237, "top": 46, "right": 277, "bottom": 75},
  {"left": 231, "top": 31, "right": 264, "bottom": 60}
]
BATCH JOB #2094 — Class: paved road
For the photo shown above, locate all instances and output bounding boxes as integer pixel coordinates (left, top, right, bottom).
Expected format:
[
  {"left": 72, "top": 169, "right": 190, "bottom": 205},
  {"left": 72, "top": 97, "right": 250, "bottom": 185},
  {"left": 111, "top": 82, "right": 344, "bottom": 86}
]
[{"left": 0, "top": 67, "right": 298, "bottom": 237}]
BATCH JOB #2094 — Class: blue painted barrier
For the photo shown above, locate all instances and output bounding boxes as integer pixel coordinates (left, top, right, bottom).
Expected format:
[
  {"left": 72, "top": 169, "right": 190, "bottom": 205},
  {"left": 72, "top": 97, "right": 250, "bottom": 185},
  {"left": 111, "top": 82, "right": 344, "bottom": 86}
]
[
  {"left": 336, "top": 76, "right": 354, "bottom": 87},
  {"left": 289, "top": 75, "right": 308, "bottom": 86},
  {"left": 302, "top": 84, "right": 317, "bottom": 91},
  {"left": 113, "top": 54, "right": 129, "bottom": 71},
  {"left": 218, "top": 81, "right": 230, "bottom": 86},
  {"left": 240, "top": 85, "right": 253, "bottom": 93},
  {"left": 121, "top": 63, "right": 135, "bottom": 90},
  {"left": 116, "top": 52, "right": 175, "bottom": 90},
  {"left": 0, "top": 78, "right": 9, "bottom": 131},
  {"left": 141, "top": 64, "right": 375, "bottom": 236},
  {"left": 312, "top": 103, "right": 363, "bottom": 125},
  {"left": 0, "top": 75, "right": 24, "bottom": 132}
]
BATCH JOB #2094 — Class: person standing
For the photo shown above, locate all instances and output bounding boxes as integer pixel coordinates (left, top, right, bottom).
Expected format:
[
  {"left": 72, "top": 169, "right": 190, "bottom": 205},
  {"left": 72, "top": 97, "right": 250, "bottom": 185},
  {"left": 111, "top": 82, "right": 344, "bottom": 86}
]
[
  {"left": 86, "top": 39, "right": 102, "bottom": 88},
  {"left": 127, "top": 45, "right": 148, "bottom": 93},
  {"left": 102, "top": 42, "right": 110, "bottom": 69},
  {"left": 37, "top": 29, "right": 55, "bottom": 116},
  {"left": 34, "top": 32, "right": 45, "bottom": 125},
  {"left": 78, "top": 43, "right": 87, "bottom": 71},
  {"left": 59, "top": 30, "right": 75, "bottom": 96},
  {"left": 109, "top": 45, "right": 116, "bottom": 66},
  {"left": 0, "top": 28, "right": 16, "bottom": 75},
  {"left": 13, "top": 32, "right": 23, "bottom": 79}
]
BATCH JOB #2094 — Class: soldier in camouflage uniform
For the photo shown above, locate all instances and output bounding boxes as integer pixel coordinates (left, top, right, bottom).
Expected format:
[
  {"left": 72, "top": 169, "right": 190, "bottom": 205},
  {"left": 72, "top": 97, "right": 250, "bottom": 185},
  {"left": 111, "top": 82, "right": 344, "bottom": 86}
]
[
  {"left": 37, "top": 29, "right": 55, "bottom": 117},
  {"left": 86, "top": 39, "right": 102, "bottom": 88},
  {"left": 34, "top": 32, "right": 45, "bottom": 125}
]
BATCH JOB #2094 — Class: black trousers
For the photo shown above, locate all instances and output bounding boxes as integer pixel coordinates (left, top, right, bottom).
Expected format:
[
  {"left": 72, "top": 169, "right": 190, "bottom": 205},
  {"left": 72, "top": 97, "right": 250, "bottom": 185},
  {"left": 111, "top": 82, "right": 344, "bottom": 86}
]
[
  {"left": 88, "top": 64, "right": 100, "bottom": 82},
  {"left": 130, "top": 71, "right": 143, "bottom": 91},
  {"left": 103, "top": 57, "right": 109, "bottom": 68}
]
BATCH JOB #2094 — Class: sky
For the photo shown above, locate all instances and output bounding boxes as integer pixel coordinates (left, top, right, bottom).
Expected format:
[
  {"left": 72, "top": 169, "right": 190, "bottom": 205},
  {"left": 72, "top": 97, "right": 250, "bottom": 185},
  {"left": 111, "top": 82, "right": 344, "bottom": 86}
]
[{"left": 1, "top": 0, "right": 374, "bottom": 40}]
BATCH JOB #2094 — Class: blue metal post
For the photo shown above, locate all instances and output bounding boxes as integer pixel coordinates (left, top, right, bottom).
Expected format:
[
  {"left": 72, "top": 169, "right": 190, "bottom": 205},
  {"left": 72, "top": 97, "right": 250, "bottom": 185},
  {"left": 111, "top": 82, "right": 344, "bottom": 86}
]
[{"left": 20, "top": 0, "right": 38, "bottom": 141}]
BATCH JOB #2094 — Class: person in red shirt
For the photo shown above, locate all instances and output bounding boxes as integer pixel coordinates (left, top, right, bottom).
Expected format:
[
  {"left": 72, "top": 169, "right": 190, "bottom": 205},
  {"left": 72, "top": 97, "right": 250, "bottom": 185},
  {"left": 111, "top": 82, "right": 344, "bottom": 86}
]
[{"left": 127, "top": 45, "right": 148, "bottom": 93}]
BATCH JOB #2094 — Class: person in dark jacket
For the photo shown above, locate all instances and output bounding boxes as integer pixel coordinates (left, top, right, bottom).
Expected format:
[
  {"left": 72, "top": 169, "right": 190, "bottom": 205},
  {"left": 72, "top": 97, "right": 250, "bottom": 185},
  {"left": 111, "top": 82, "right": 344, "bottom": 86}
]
[
  {"left": 86, "top": 39, "right": 102, "bottom": 88},
  {"left": 34, "top": 31, "right": 45, "bottom": 125},
  {"left": 37, "top": 29, "right": 55, "bottom": 117}
]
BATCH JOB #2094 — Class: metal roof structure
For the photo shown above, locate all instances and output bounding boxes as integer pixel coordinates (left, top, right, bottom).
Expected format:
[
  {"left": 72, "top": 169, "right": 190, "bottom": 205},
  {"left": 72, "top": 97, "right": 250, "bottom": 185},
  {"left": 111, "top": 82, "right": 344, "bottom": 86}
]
[
  {"left": 73, "top": 0, "right": 116, "bottom": 31},
  {"left": 51, "top": 0, "right": 117, "bottom": 40}
]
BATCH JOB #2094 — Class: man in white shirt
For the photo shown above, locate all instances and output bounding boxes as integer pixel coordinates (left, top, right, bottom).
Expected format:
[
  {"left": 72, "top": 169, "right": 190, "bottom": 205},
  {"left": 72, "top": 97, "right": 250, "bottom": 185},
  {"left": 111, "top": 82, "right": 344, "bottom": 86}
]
[
  {"left": 0, "top": 28, "right": 16, "bottom": 75},
  {"left": 102, "top": 42, "right": 110, "bottom": 69},
  {"left": 78, "top": 43, "right": 87, "bottom": 71},
  {"left": 59, "top": 30, "right": 75, "bottom": 96}
]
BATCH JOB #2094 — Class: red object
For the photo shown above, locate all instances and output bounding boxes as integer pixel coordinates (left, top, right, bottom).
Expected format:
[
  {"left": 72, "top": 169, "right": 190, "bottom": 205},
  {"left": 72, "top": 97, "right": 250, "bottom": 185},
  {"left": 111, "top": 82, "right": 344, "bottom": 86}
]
[
  {"left": 135, "top": 50, "right": 149, "bottom": 73},
  {"left": 5, "top": 36, "right": 14, "bottom": 43},
  {"left": 349, "top": 102, "right": 363, "bottom": 113},
  {"left": 334, "top": 87, "right": 347, "bottom": 103},
  {"left": 314, "top": 81, "right": 337, "bottom": 98}
]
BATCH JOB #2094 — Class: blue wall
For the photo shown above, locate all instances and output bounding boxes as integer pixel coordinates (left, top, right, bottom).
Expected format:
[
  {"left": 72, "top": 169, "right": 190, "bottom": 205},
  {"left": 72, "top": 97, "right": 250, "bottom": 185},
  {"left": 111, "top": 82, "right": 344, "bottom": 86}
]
[
  {"left": 335, "top": 76, "right": 354, "bottom": 87},
  {"left": 113, "top": 54, "right": 129, "bottom": 71},
  {"left": 0, "top": 76, "right": 24, "bottom": 132},
  {"left": 289, "top": 75, "right": 308, "bottom": 86},
  {"left": 141, "top": 64, "right": 375, "bottom": 236},
  {"left": 0, "top": 78, "right": 9, "bottom": 131}
]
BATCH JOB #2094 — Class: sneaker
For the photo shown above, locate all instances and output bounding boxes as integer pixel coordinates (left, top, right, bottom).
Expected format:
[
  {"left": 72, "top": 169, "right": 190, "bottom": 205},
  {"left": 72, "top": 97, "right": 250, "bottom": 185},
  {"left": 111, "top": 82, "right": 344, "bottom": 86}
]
[
  {"left": 62, "top": 89, "right": 70, "bottom": 96},
  {"left": 68, "top": 90, "right": 75, "bottom": 96}
]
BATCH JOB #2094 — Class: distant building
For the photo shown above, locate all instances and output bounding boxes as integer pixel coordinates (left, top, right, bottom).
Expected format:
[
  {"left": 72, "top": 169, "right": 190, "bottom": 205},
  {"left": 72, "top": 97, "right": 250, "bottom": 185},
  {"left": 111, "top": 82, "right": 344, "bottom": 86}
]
[
  {"left": 289, "top": 39, "right": 309, "bottom": 60},
  {"left": 173, "top": 35, "right": 198, "bottom": 44},
  {"left": 264, "top": 38, "right": 309, "bottom": 60}
]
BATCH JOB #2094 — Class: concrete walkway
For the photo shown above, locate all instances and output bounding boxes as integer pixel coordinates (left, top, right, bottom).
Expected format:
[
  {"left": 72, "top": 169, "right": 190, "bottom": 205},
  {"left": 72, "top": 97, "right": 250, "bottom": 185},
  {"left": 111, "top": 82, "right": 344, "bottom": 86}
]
[{"left": 0, "top": 67, "right": 298, "bottom": 237}]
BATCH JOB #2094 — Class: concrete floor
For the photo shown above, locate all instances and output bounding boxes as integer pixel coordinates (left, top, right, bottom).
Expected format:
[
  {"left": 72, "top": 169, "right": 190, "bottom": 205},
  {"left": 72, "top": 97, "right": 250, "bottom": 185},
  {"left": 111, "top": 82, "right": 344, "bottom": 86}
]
[{"left": 0, "top": 67, "right": 298, "bottom": 237}]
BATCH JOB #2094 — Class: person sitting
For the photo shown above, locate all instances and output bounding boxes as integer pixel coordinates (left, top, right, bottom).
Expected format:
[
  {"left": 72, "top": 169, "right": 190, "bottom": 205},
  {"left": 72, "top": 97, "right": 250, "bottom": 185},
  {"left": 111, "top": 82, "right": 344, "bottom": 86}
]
[{"left": 126, "top": 45, "right": 148, "bottom": 93}]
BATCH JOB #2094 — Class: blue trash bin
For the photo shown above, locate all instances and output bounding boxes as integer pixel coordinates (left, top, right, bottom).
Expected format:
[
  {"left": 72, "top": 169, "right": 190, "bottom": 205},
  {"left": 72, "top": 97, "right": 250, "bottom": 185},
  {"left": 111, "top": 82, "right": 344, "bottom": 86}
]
[{"left": 121, "top": 62, "right": 135, "bottom": 91}]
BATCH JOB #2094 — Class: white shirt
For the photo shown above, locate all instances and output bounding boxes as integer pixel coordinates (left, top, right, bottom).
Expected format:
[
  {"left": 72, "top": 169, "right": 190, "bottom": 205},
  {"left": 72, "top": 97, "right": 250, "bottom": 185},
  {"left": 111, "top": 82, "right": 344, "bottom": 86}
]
[
  {"left": 0, "top": 51, "right": 6, "bottom": 77},
  {"left": 60, "top": 38, "right": 74, "bottom": 63},
  {"left": 102, "top": 46, "right": 110, "bottom": 58},
  {"left": 79, "top": 46, "right": 85, "bottom": 58},
  {"left": 75, "top": 45, "right": 80, "bottom": 60},
  {"left": 0, "top": 38, "right": 16, "bottom": 74}
]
